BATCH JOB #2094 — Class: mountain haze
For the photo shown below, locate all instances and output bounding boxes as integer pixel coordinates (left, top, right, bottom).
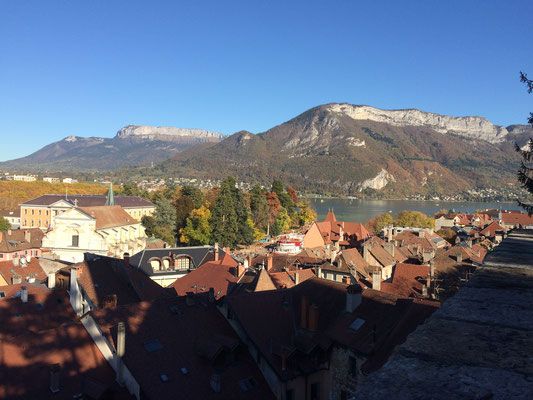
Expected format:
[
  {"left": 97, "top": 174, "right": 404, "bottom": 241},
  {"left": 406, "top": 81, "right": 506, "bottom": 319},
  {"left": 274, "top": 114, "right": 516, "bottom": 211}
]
[{"left": 0, "top": 126, "right": 223, "bottom": 171}]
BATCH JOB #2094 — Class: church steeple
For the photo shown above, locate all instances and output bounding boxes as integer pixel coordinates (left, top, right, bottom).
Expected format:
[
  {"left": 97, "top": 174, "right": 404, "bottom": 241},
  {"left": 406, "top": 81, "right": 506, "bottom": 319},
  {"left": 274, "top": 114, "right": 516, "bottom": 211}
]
[{"left": 105, "top": 183, "right": 115, "bottom": 206}]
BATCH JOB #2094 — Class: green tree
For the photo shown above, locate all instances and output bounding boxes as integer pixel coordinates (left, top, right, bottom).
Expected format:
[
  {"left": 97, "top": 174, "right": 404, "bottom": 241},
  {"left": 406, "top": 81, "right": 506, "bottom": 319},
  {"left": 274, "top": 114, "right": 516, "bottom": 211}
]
[
  {"left": 180, "top": 206, "right": 212, "bottom": 245},
  {"left": 210, "top": 178, "right": 240, "bottom": 247},
  {"left": 517, "top": 72, "right": 533, "bottom": 214},
  {"left": 369, "top": 212, "right": 394, "bottom": 234},
  {"left": 0, "top": 217, "right": 10, "bottom": 231},
  {"left": 181, "top": 186, "right": 204, "bottom": 208},
  {"left": 272, "top": 179, "right": 294, "bottom": 210},
  {"left": 250, "top": 185, "right": 269, "bottom": 231},
  {"left": 271, "top": 207, "right": 291, "bottom": 236},
  {"left": 121, "top": 182, "right": 149, "bottom": 198},
  {"left": 142, "top": 197, "right": 177, "bottom": 245},
  {"left": 395, "top": 211, "right": 434, "bottom": 229}
]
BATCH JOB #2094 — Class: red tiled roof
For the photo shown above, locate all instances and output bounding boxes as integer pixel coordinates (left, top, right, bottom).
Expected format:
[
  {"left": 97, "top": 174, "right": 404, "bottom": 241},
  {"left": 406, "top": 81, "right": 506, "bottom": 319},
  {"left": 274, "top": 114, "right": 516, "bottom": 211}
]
[
  {"left": 78, "top": 205, "right": 138, "bottom": 229},
  {"left": 0, "top": 228, "right": 44, "bottom": 254},
  {"left": 0, "top": 257, "right": 47, "bottom": 285},
  {"left": 269, "top": 268, "right": 316, "bottom": 289},
  {"left": 0, "top": 284, "right": 126, "bottom": 399},
  {"left": 91, "top": 297, "right": 274, "bottom": 400},
  {"left": 500, "top": 212, "right": 533, "bottom": 227},
  {"left": 172, "top": 261, "right": 238, "bottom": 299},
  {"left": 479, "top": 221, "right": 506, "bottom": 237},
  {"left": 381, "top": 263, "right": 430, "bottom": 297}
]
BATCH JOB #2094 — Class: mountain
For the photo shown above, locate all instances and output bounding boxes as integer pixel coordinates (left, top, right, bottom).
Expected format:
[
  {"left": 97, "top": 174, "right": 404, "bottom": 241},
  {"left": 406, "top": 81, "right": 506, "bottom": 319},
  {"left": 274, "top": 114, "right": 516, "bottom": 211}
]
[
  {"left": 161, "top": 103, "right": 532, "bottom": 197},
  {"left": 0, "top": 126, "right": 223, "bottom": 172}
]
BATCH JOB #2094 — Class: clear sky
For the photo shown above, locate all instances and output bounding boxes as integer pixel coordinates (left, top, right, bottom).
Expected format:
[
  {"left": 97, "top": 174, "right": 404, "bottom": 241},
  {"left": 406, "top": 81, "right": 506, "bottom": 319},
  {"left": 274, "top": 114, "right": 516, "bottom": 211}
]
[{"left": 1, "top": 0, "right": 532, "bottom": 161}]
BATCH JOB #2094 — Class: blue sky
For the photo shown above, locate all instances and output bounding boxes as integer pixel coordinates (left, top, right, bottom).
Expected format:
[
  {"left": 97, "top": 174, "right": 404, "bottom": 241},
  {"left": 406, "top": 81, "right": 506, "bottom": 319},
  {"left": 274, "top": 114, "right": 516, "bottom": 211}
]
[{"left": 1, "top": 0, "right": 532, "bottom": 161}]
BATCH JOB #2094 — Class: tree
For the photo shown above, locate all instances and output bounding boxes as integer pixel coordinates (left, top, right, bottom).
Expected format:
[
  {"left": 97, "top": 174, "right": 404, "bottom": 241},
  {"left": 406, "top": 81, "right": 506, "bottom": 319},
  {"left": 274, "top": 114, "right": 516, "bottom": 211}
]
[
  {"left": 394, "top": 211, "right": 434, "bottom": 229},
  {"left": 180, "top": 186, "right": 204, "bottom": 208},
  {"left": 271, "top": 179, "right": 294, "bottom": 210},
  {"left": 142, "top": 197, "right": 177, "bottom": 245},
  {"left": 296, "top": 201, "right": 317, "bottom": 227},
  {"left": 210, "top": 177, "right": 240, "bottom": 247},
  {"left": 250, "top": 185, "right": 269, "bottom": 231},
  {"left": 516, "top": 72, "right": 533, "bottom": 214},
  {"left": 120, "top": 182, "right": 149, "bottom": 198},
  {"left": 266, "top": 191, "right": 282, "bottom": 226},
  {"left": 271, "top": 207, "right": 291, "bottom": 236},
  {"left": 180, "top": 206, "right": 212, "bottom": 245},
  {"left": 0, "top": 217, "right": 10, "bottom": 231},
  {"left": 367, "top": 212, "right": 394, "bottom": 234}
]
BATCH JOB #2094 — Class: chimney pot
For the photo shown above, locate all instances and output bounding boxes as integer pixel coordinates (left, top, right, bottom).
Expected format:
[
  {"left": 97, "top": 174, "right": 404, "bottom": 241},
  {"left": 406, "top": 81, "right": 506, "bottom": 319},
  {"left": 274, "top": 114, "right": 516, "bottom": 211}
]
[
  {"left": 123, "top": 252, "right": 130, "bottom": 267},
  {"left": 372, "top": 269, "right": 381, "bottom": 291},
  {"left": 21, "top": 286, "right": 28, "bottom": 303},
  {"left": 214, "top": 243, "right": 219, "bottom": 262},
  {"left": 49, "top": 363, "right": 61, "bottom": 393},
  {"left": 294, "top": 271, "right": 300, "bottom": 285},
  {"left": 345, "top": 284, "right": 362, "bottom": 313}
]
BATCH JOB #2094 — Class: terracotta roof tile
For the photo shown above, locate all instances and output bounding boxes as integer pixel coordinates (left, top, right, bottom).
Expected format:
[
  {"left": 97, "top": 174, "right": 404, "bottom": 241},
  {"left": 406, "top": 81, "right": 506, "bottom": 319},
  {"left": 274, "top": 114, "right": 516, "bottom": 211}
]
[{"left": 78, "top": 205, "right": 138, "bottom": 229}]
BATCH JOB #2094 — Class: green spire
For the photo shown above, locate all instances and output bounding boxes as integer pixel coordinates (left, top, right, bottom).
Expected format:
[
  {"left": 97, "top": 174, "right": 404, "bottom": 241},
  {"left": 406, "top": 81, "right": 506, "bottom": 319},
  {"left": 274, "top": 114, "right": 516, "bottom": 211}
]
[{"left": 105, "top": 183, "right": 115, "bottom": 206}]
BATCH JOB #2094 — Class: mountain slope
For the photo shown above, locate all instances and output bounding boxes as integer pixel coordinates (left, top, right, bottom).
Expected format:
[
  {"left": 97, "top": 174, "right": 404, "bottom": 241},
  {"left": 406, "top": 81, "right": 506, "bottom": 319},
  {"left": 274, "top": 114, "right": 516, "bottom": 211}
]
[
  {"left": 0, "top": 126, "right": 223, "bottom": 172},
  {"left": 162, "top": 103, "right": 531, "bottom": 197}
]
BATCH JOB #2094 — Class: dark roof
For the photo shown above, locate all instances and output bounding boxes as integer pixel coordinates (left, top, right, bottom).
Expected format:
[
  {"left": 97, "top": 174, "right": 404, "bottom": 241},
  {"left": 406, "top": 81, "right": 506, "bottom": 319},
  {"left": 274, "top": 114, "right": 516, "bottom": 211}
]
[
  {"left": 227, "top": 278, "right": 348, "bottom": 379},
  {"left": 22, "top": 194, "right": 154, "bottom": 208},
  {"left": 70, "top": 255, "right": 169, "bottom": 308},
  {"left": 130, "top": 246, "right": 229, "bottom": 275},
  {"left": 0, "top": 284, "right": 129, "bottom": 400},
  {"left": 91, "top": 297, "right": 274, "bottom": 400}
]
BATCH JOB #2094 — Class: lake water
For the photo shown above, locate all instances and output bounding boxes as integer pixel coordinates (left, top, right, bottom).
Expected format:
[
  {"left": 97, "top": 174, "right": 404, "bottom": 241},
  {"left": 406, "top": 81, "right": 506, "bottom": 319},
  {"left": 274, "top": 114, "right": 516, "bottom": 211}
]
[{"left": 308, "top": 198, "right": 522, "bottom": 223}]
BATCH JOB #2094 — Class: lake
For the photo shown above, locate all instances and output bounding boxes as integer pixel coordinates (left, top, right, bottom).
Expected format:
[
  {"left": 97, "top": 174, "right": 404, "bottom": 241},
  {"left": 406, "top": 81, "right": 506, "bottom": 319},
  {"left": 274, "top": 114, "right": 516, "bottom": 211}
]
[{"left": 307, "top": 198, "right": 522, "bottom": 223}]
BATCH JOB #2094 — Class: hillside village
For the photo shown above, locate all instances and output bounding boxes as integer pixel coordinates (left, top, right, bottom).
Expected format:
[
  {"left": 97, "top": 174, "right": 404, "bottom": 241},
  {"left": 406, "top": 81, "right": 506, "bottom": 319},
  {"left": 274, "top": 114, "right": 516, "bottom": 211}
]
[{"left": 1, "top": 181, "right": 532, "bottom": 399}]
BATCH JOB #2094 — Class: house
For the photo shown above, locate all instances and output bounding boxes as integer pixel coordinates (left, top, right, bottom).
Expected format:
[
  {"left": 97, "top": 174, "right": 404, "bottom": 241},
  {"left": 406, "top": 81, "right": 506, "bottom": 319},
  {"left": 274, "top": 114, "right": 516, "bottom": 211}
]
[
  {"left": 500, "top": 211, "right": 533, "bottom": 229},
  {"left": 303, "top": 210, "right": 371, "bottom": 250},
  {"left": 361, "top": 237, "right": 396, "bottom": 280},
  {"left": 0, "top": 283, "right": 128, "bottom": 399},
  {"left": 42, "top": 205, "right": 146, "bottom": 262},
  {"left": 0, "top": 256, "right": 47, "bottom": 286},
  {"left": 223, "top": 278, "right": 438, "bottom": 400},
  {"left": 62, "top": 177, "right": 78, "bottom": 184},
  {"left": 20, "top": 188, "right": 155, "bottom": 229},
  {"left": 129, "top": 244, "right": 231, "bottom": 287},
  {"left": 0, "top": 209, "right": 21, "bottom": 228},
  {"left": 42, "top": 176, "right": 60, "bottom": 183},
  {"left": 380, "top": 263, "right": 432, "bottom": 298},
  {"left": 0, "top": 228, "right": 44, "bottom": 261},
  {"left": 479, "top": 221, "right": 507, "bottom": 243},
  {"left": 86, "top": 295, "right": 275, "bottom": 399},
  {"left": 11, "top": 174, "right": 37, "bottom": 182}
]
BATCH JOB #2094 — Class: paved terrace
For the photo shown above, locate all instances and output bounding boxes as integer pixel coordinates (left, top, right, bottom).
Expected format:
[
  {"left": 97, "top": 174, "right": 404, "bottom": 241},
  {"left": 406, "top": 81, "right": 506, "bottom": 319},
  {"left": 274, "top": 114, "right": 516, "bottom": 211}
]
[{"left": 355, "top": 229, "right": 533, "bottom": 400}]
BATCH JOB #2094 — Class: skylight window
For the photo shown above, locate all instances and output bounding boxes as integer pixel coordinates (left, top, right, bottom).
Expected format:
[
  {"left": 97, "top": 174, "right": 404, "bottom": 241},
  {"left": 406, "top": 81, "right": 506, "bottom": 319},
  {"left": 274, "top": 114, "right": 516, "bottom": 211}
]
[
  {"left": 349, "top": 318, "right": 366, "bottom": 331},
  {"left": 0, "top": 292, "right": 5, "bottom": 298},
  {"left": 144, "top": 339, "right": 163, "bottom": 352}
]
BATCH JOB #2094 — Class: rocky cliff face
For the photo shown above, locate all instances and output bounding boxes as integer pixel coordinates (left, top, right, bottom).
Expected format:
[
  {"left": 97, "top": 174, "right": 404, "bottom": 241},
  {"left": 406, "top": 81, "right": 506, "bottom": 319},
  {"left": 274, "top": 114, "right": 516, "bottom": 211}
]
[
  {"left": 326, "top": 104, "right": 509, "bottom": 143},
  {"left": 116, "top": 125, "right": 223, "bottom": 141}
]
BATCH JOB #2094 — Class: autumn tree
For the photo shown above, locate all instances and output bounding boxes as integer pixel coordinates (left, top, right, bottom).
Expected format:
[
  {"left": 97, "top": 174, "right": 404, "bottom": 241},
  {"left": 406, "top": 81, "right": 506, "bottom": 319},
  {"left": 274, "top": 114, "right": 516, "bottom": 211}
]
[
  {"left": 180, "top": 206, "right": 212, "bottom": 245},
  {"left": 271, "top": 207, "right": 291, "bottom": 236},
  {"left": 296, "top": 201, "right": 317, "bottom": 226},
  {"left": 517, "top": 72, "right": 533, "bottom": 214},
  {"left": 394, "top": 211, "right": 434, "bottom": 229},
  {"left": 367, "top": 212, "right": 394, "bottom": 234}
]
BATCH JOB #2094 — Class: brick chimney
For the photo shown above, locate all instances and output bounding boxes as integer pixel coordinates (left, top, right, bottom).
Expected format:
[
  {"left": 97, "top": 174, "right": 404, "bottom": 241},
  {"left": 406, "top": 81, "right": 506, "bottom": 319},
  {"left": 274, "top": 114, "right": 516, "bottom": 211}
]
[
  {"left": 294, "top": 271, "right": 300, "bottom": 285},
  {"left": 47, "top": 272, "right": 56, "bottom": 289},
  {"left": 300, "top": 296, "right": 309, "bottom": 329},
  {"left": 345, "top": 284, "right": 362, "bottom": 313},
  {"left": 213, "top": 243, "right": 219, "bottom": 262},
  {"left": 308, "top": 304, "right": 319, "bottom": 332},
  {"left": 24, "top": 230, "right": 31, "bottom": 243},
  {"left": 266, "top": 254, "right": 273, "bottom": 271},
  {"left": 49, "top": 363, "right": 61, "bottom": 393},
  {"left": 372, "top": 269, "right": 381, "bottom": 291},
  {"left": 116, "top": 322, "right": 126, "bottom": 385},
  {"left": 422, "top": 284, "right": 428, "bottom": 297}
]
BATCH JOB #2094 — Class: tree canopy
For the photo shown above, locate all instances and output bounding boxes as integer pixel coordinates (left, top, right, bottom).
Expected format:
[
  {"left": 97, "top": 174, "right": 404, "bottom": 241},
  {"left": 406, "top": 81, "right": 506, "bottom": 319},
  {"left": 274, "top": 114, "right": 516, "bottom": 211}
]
[{"left": 517, "top": 72, "right": 533, "bottom": 214}]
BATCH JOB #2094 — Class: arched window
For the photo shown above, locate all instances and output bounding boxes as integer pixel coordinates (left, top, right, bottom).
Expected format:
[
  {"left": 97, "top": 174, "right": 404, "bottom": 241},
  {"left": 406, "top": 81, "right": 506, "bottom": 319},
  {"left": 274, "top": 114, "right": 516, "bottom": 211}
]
[
  {"left": 149, "top": 257, "right": 162, "bottom": 271},
  {"left": 175, "top": 256, "right": 191, "bottom": 271},
  {"left": 162, "top": 257, "right": 171, "bottom": 270}
]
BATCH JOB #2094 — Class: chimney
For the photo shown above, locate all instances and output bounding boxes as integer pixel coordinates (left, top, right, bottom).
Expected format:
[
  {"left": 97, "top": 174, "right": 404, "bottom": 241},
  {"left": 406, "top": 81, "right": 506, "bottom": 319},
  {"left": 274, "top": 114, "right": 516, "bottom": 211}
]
[
  {"left": 21, "top": 286, "right": 28, "bottom": 303},
  {"left": 372, "top": 269, "right": 381, "bottom": 291},
  {"left": 426, "top": 274, "right": 431, "bottom": 290},
  {"left": 429, "top": 260, "right": 435, "bottom": 278},
  {"left": 384, "top": 242, "right": 395, "bottom": 258},
  {"left": 70, "top": 267, "right": 82, "bottom": 316},
  {"left": 308, "top": 304, "right": 319, "bottom": 332},
  {"left": 237, "top": 262, "right": 245, "bottom": 278},
  {"left": 330, "top": 248, "right": 338, "bottom": 264},
  {"left": 47, "top": 272, "right": 56, "bottom": 289},
  {"left": 12, "top": 257, "right": 19, "bottom": 267},
  {"left": 387, "top": 226, "right": 393, "bottom": 242},
  {"left": 243, "top": 257, "right": 249, "bottom": 270},
  {"left": 294, "top": 271, "right": 300, "bottom": 285},
  {"left": 7, "top": 229, "right": 12, "bottom": 236},
  {"left": 49, "top": 363, "right": 61, "bottom": 393},
  {"left": 266, "top": 254, "right": 273, "bottom": 271},
  {"left": 24, "top": 230, "right": 31, "bottom": 243},
  {"left": 466, "top": 238, "right": 473, "bottom": 248},
  {"left": 456, "top": 252, "right": 463, "bottom": 263},
  {"left": 213, "top": 243, "right": 219, "bottom": 262},
  {"left": 0, "top": 231, "right": 3, "bottom": 242},
  {"left": 363, "top": 244, "right": 371, "bottom": 263},
  {"left": 123, "top": 252, "right": 130, "bottom": 267},
  {"left": 345, "top": 284, "right": 362, "bottom": 313},
  {"left": 317, "top": 265, "right": 322, "bottom": 279},
  {"left": 300, "top": 296, "right": 309, "bottom": 329},
  {"left": 422, "top": 284, "right": 428, "bottom": 297},
  {"left": 208, "top": 287, "right": 215, "bottom": 303},
  {"left": 338, "top": 225, "right": 344, "bottom": 243},
  {"left": 116, "top": 322, "right": 126, "bottom": 385}
]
